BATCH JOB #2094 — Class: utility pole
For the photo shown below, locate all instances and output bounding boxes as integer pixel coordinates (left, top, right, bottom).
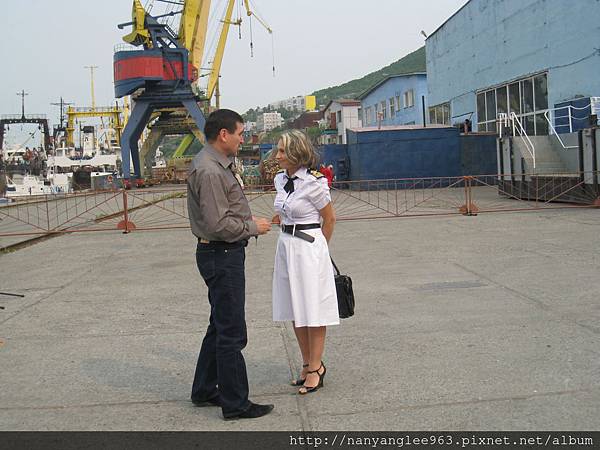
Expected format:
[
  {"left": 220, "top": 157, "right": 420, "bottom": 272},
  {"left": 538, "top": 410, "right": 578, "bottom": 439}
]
[
  {"left": 215, "top": 76, "right": 221, "bottom": 109},
  {"left": 17, "top": 90, "right": 29, "bottom": 119},
  {"left": 84, "top": 65, "right": 99, "bottom": 110},
  {"left": 50, "top": 97, "right": 74, "bottom": 129}
]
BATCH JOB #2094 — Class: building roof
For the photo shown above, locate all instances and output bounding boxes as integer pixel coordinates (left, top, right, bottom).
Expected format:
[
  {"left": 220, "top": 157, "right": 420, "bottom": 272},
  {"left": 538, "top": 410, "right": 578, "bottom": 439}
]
[
  {"left": 357, "top": 72, "right": 427, "bottom": 100},
  {"left": 427, "top": 0, "right": 472, "bottom": 40},
  {"left": 322, "top": 99, "right": 361, "bottom": 113},
  {"left": 348, "top": 124, "right": 453, "bottom": 133}
]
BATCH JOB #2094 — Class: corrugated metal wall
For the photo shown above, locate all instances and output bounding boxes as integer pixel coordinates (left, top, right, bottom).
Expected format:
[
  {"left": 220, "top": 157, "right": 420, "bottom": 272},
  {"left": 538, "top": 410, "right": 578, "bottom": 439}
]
[
  {"left": 321, "top": 128, "right": 499, "bottom": 181},
  {"left": 347, "top": 127, "right": 462, "bottom": 180},
  {"left": 459, "top": 134, "right": 498, "bottom": 175},
  {"left": 319, "top": 144, "right": 350, "bottom": 181}
]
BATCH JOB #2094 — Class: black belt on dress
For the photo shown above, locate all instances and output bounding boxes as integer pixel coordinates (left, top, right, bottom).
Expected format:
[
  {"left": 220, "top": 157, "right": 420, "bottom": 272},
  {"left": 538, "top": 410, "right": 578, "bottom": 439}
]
[{"left": 281, "top": 223, "right": 320, "bottom": 243}]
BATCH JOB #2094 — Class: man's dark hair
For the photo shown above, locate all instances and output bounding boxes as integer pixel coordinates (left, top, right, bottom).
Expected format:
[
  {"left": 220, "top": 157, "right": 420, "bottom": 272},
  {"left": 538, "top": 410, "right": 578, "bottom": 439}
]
[{"left": 204, "top": 109, "right": 244, "bottom": 141}]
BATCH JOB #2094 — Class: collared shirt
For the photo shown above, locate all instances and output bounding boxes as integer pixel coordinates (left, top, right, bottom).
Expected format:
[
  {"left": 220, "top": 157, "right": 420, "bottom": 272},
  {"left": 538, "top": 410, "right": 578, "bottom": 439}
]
[
  {"left": 187, "top": 144, "right": 258, "bottom": 242},
  {"left": 273, "top": 167, "right": 331, "bottom": 225}
]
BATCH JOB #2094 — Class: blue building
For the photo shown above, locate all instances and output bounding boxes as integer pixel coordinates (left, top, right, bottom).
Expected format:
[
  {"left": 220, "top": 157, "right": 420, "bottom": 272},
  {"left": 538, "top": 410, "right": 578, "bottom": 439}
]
[
  {"left": 358, "top": 73, "right": 428, "bottom": 127},
  {"left": 426, "top": 0, "right": 600, "bottom": 135}
]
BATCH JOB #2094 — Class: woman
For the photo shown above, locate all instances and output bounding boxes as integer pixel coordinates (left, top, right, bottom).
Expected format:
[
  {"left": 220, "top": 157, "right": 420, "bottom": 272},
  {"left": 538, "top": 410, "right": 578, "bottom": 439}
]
[{"left": 272, "top": 130, "right": 339, "bottom": 395}]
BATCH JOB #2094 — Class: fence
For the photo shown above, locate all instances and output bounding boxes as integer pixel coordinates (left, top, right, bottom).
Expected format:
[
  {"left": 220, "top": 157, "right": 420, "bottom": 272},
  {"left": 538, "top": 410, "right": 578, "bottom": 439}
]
[{"left": 1, "top": 172, "right": 599, "bottom": 241}]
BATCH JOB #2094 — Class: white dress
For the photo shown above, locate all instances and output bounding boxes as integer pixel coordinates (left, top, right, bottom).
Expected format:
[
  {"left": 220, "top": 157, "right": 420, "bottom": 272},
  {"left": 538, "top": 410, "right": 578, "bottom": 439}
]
[{"left": 272, "top": 167, "right": 340, "bottom": 327}]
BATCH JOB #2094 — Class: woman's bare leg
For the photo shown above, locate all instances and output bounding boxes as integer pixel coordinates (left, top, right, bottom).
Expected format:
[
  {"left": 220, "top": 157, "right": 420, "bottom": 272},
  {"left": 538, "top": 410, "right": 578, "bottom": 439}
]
[
  {"left": 293, "top": 323, "right": 310, "bottom": 380},
  {"left": 301, "top": 326, "right": 327, "bottom": 390}
]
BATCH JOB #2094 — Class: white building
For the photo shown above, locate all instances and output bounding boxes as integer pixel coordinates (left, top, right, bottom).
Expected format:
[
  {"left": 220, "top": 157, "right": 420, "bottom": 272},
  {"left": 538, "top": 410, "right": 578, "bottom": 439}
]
[
  {"left": 256, "top": 112, "right": 283, "bottom": 132},
  {"left": 269, "top": 95, "right": 306, "bottom": 112},
  {"left": 320, "top": 99, "right": 362, "bottom": 145},
  {"left": 244, "top": 121, "right": 257, "bottom": 132}
]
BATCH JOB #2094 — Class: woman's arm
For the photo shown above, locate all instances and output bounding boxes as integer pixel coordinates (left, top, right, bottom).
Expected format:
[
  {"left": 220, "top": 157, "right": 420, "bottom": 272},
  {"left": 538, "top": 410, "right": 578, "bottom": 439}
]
[{"left": 319, "top": 203, "right": 336, "bottom": 243}]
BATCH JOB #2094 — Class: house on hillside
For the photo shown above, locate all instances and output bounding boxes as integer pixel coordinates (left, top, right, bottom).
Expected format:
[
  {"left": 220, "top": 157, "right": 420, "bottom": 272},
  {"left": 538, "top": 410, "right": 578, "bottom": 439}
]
[
  {"left": 289, "top": 111, "right": 324, "bottom": 131},
  {"left": 319, "top": 99, "right": 362, "bottom": 145},
  {"left": 358, "top": 73, "right": 428, "bottom": 128}
]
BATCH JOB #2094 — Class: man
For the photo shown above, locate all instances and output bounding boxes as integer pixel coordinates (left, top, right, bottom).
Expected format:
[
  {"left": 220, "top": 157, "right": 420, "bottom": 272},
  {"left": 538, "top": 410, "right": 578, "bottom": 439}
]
[{"left": 187, "top": 109, "right": 274, "bottom": 420}]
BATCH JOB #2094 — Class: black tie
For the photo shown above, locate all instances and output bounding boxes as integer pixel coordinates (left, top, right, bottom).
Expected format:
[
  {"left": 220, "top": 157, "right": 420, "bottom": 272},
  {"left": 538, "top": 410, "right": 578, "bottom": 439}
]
[{"left": 284, "top": 175, "right": 298, "bottom": 194}]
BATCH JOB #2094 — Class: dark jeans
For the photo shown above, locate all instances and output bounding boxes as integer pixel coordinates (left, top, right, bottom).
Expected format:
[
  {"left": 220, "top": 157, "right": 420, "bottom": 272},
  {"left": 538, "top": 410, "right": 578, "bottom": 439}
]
[{"left": 191, "top": 242, "right": 250, "bottom": 417}]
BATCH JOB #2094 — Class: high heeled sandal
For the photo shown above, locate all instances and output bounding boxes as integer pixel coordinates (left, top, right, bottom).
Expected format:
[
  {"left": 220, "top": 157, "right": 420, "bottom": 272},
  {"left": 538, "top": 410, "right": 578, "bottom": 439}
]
[
  {"left": 298, "top": 362, "right": 326, "bottom": 395},
  {"left": 290, "top": 363, "right": 309, "bottom": 386}
]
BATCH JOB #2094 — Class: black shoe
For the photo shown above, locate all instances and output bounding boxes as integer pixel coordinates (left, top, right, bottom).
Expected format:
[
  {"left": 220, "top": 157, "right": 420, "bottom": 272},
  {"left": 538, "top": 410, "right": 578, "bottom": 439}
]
[
  {"left": 192, "top": 396, "right": 221, "bottom": 407},
  {"left": 223, "top": 401, "right": 274, "bottom": 420},
  {"left": 290, "top": 363, "right": 309, "bottom": 386},
  {"left": 298, "top": 362, "right": 326, "bottom": 395}
]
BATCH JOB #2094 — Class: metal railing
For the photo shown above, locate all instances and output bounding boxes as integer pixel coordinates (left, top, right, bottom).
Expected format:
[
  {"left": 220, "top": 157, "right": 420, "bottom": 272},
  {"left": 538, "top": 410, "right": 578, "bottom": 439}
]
[
  {"left": 67, "top": 107, "right": 121, "bottom": 113},
  {"left": 113, "top": 43, "right": 139, "bottom": 53},
  {"left": 544, "top": 103, "right": 592, "bottom": 150},
  {"left": 1, "top": 114, "right": 47, "bottom": 120},
  {"left": 498, "top": 112, "right": 536, "bottom": 169},
  {"left": 2, "top": 173, "right": 598, "bottom": 242}
]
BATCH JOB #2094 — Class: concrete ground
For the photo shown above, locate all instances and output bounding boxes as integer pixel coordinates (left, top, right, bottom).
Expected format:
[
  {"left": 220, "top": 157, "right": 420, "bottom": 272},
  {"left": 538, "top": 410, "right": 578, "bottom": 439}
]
[{"left": 0, "top": 208, "right": 599, "bottom": 430}]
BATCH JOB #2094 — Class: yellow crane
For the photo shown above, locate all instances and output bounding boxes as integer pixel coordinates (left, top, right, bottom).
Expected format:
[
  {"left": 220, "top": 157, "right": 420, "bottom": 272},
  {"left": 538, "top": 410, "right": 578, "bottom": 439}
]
[{"left": 169, "top": 0, "right": 273, "bottom": 160}]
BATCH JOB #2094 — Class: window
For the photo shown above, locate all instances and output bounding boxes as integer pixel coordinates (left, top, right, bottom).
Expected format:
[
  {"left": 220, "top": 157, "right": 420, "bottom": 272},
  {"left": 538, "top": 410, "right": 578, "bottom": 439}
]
[
  {"left": 497, "top": 86, "right": 508, "bottom": 115},
  {"left": 477, "top": 93, "right": 486, "bottom": 122},
  {"left": 396, "top": 95, "right": 402, "bottom": 110},
  {"left": 509, "top": 82, "right": 520, "bottom": 115},
  {"left": 486, "top": 90, "right": 496, "bottom": 123},
  {"left": 389, "top": 98, "right": 395, "bottom": 117},
  {"left": 534, "top": 75, "right": 548, "bottom": 110},
  {"left": 380, "top": 101, "right": 387, "bottom": 119},
  {"left": 428, "top": 102, "right": 451, "bottom": 125},
  {"left": 477, "top": 73, "right": 548, "bottom": 135},
  {"left": 521, "top": 79, "right": 534, "bottom": 114},
  {"left": 336, "top": 111, "right": 342, "bottom": 123},
  {"left": 403, "top": 90, "right": 415, "bottom": 108}
]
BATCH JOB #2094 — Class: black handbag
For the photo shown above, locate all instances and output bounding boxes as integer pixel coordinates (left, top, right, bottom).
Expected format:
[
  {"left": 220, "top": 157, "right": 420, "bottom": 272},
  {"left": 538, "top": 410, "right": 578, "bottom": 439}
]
[{"left": 331, "top": 258, "right": 355, "bottom": 319}]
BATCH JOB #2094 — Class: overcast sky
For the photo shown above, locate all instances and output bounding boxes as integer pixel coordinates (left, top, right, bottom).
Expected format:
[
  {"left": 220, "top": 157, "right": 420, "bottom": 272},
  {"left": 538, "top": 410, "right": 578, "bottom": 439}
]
[{"left": 1, "top": 0, "right": 467, "bottom": 139}]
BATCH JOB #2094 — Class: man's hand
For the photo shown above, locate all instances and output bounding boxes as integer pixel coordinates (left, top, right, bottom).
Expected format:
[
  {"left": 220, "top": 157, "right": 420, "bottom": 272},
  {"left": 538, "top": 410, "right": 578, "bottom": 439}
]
[
  {"left": 271, "top": 214, "right": 281, "bottom": 225},
  {"left": 254, "top": 217, "right": 271, "bottom": 235}
]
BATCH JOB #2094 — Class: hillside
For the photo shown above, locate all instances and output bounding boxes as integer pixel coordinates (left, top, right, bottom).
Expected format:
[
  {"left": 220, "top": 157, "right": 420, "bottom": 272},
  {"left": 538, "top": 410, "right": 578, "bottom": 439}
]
[{"left": 311, "top": 46, "right": 426, "bottom": 105}]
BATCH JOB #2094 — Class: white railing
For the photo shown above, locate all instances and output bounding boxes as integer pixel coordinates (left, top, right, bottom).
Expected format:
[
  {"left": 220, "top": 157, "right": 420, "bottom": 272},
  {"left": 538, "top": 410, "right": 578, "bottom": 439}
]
[
  {"left": 544, "top": 103, "right": 592, "bottom": 149},
  {"left": 498, "top": 112, "right": 536, "bottom": 169}
]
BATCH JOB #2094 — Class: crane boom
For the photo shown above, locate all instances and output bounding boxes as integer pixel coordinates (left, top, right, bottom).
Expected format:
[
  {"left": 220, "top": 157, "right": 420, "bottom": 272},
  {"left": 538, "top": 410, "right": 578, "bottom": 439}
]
[
  {"left": 179, "top": 0, "right": 212, "bottom": 71},
  {"left": 205, "top": 0, "right": 237, "bottom": 101},
  {"left": 243, "top": 0, "right": 272, "bottom": 33},
  {"left": 205, "top": 0, "right": 272, "bottom": 101}
]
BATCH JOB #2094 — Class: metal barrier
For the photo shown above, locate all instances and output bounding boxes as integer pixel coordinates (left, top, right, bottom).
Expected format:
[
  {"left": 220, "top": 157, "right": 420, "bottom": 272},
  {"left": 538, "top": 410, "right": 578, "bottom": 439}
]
[{"left": 1, "top": 172, "right": 598, "bottom": 240}]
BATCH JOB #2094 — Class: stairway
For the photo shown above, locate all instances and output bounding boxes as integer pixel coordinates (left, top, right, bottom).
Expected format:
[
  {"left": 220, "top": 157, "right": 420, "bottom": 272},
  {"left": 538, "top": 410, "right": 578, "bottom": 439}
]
[{"left": 512, "top": 136, "right": 571, "bottom": 175}]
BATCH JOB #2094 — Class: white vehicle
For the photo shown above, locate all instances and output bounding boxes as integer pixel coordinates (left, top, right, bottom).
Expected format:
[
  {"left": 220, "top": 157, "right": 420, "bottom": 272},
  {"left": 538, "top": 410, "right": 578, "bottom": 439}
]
[
  {"left": 4, "top": 173, "right": 72, "bottom": 198},
  {"left": 47, "top": 147, "right": 119, "bottom": 173}
]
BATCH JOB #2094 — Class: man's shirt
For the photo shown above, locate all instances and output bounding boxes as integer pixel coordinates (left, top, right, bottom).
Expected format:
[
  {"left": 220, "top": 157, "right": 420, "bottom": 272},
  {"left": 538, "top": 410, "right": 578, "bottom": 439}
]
[{"left": 187, "top": 144, "right": 258, "bottom": 242}]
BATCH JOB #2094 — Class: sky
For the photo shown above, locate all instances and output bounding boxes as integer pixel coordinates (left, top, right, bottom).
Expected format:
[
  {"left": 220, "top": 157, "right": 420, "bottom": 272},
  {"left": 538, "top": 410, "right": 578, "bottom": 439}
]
[{"left": 1, "top": 0, "right": 467, "bottom": 144}]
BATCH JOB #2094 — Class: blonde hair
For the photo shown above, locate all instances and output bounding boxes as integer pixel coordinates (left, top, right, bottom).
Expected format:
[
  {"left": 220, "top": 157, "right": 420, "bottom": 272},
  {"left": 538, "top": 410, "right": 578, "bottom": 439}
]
[{"left": 278, "top": 130, "right": 319, "bottom": 169}]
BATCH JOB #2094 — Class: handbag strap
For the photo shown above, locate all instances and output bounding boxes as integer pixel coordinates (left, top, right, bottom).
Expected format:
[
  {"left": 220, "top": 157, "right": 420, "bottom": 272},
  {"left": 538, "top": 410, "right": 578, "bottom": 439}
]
[{"left": 330, "top": 257, "right": 341, "bottom": 276}]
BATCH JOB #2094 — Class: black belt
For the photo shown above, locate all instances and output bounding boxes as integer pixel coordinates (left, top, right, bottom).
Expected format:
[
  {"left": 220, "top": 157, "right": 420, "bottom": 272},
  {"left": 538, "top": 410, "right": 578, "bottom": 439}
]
[
  {"left": 197, "top": 238, "right": 248, "bottom": 249},
  {"left": 281, "top": 223, "right": 320, "bottom": 243}
]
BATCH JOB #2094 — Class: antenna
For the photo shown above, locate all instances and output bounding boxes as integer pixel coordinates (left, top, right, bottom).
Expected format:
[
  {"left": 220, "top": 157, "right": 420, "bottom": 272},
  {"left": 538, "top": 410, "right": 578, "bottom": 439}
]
[
  {"left": 17, "top": 90, "right": 29, "bottom": 119},
  {"left": 84, "top": 65, "right": 99, "bottom": 109},
  {"left": 50, "top": 97, "right": 74, "bottom": 129}
]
